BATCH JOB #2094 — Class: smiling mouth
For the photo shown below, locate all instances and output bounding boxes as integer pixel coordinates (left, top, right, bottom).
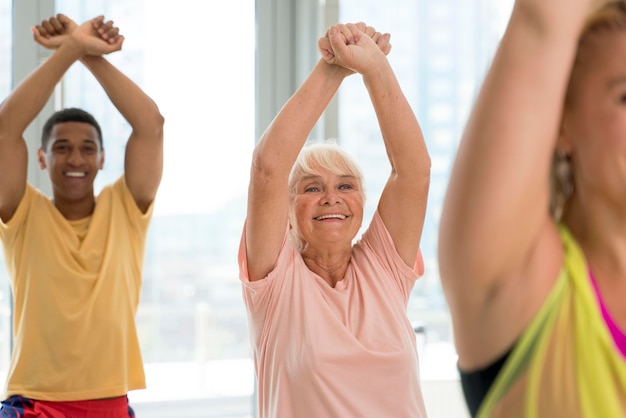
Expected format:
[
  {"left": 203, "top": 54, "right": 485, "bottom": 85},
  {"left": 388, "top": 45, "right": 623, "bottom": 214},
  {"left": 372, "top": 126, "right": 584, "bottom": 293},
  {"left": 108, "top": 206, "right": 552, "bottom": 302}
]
[
  {"left": 314, "top": 214, "right": 348, "bottom": 221},
  {"left": 65, "top": 172, "right": 86, "bottom": 178}
]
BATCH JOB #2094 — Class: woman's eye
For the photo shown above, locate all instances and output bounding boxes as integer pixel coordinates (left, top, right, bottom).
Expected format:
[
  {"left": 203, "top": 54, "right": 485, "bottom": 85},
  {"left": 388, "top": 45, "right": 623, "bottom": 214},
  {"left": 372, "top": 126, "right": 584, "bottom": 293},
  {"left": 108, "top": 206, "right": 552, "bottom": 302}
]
[
  {"left": 339, "top": 184, "right": 353, "bottom": 190},
  {"left": 304, "top": 187, "right": 319, "bottom": 193}
]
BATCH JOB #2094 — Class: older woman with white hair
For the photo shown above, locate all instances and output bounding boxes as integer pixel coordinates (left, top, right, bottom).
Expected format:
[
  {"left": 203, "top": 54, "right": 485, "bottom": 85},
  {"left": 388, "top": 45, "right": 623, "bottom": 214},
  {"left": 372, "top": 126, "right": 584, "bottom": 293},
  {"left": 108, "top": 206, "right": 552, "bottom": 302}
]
[{"left": 238, "top": 22, "right": 431, "bottom": 418}]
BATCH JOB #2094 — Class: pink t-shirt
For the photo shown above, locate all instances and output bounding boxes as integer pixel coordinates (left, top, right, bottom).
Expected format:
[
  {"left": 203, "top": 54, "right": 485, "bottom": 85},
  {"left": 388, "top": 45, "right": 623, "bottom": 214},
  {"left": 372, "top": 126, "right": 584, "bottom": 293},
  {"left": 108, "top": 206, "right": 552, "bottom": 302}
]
[{"left": 238, "top": 211, "right": 427, "bottom": 418}]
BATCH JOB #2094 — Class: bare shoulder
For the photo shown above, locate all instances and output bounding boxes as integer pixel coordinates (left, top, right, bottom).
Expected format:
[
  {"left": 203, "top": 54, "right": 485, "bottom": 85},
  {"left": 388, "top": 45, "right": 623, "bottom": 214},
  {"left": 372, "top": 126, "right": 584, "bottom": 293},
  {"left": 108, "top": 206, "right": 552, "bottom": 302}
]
[{"left": 448, "top": 220, "right": 563, "bottom": 370}]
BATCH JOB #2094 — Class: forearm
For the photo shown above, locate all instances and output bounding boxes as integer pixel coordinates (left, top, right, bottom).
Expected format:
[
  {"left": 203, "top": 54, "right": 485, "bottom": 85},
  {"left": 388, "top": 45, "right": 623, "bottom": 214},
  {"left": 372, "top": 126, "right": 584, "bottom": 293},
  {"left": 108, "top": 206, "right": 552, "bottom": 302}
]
[
  {"left": 362, "top": 60, "right": 429, "bottom": 177},
  {"left": 254, "top": 59, "right": 349, "bottom": 176},
  {"left": 0, "top": 38, "right": 84, "bottom": 138},
  {"left": 80, "top": 55, "right": 163, "bottom": 136}
]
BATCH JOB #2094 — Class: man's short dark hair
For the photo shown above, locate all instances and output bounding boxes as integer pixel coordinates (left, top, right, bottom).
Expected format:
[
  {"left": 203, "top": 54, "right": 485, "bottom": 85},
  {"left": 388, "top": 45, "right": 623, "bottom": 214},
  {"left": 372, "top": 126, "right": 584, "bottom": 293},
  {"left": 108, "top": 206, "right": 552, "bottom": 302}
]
[{"left": 41, "top": 108, "right": 103, "bottom": 149}]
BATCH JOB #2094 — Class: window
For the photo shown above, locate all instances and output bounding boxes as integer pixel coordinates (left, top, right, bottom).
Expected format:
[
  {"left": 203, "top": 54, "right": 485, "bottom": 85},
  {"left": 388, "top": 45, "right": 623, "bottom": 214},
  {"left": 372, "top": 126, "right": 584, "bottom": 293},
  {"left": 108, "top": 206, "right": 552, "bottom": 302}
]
[{"left": 0, "top": 0, "right": 12, "bottom": 374}]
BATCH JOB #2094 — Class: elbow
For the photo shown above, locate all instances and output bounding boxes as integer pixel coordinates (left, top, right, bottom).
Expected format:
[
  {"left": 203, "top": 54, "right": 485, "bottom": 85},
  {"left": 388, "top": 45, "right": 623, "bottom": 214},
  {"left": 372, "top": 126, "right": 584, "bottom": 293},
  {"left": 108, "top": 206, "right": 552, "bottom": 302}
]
[
  {"left": 152, "top": 105, "right": 165, "bottom": 132},
  {"left": 250, "top": 147, "right": 275, "bottom": 179},
  {"left": 421, "top": 154, "right": 432, "bottom": 179},
  {"left": 412, "top": 153, "right": 432, "bottom": 186},
  {"left": 145, "top": 108, "right": 165, "bottom": 140}
]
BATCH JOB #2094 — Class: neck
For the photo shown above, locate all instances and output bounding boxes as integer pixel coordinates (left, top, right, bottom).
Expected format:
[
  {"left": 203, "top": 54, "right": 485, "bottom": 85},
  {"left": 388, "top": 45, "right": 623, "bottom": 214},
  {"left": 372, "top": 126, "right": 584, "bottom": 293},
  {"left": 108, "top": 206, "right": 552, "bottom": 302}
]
[
  {"left": 564, "top": 197, "right": 626, "bottom": 278},
  {"left": 301, "top": 245, "right": 353, "bottom": 288},
  {"left": 53, "top": 195, "right": 96, "bottom": 220}
]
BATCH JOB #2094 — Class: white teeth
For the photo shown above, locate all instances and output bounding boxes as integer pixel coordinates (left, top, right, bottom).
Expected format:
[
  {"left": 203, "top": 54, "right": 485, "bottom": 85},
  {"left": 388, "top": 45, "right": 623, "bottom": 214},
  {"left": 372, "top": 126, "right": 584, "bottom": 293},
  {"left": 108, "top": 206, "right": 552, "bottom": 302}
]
[
  {"left": 315, "top": 214, "right": 347, "bottom": 220},
  {"left": 66, "top": 172, "right": 86, "bottom": 178}
]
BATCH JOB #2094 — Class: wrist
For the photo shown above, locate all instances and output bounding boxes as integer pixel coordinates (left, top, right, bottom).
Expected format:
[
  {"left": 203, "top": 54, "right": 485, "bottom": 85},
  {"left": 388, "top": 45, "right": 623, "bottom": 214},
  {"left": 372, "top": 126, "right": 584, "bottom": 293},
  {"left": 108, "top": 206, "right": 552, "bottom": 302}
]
[
  {"left": 319, "top": 59, "right": 354, "bottom": 80},
  {"left": 58, "top": 36, "right": 87, "bottom": 58}
]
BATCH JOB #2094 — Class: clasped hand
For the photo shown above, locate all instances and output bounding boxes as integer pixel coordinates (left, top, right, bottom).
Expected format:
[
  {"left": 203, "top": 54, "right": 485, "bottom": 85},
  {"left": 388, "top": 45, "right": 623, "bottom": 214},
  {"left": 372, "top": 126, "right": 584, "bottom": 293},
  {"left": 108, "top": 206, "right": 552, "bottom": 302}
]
[
  {"left": 317, "top": 22, "right": 392, "bottom": 75},
  {"left": 32, "top": 13, "right": 124, "bottom": 56}
]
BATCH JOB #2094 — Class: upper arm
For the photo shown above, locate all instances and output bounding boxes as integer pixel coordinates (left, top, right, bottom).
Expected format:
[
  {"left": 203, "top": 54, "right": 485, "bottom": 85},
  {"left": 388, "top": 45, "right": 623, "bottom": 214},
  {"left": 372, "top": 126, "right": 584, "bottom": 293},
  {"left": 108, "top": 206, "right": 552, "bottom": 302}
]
[
  {"left": 0, "top": 135, "right": 28, "bottom": 223},
  {"left": 377, "top": 159, "right": 430, "bottom": 268},
  {"left": 244, "top": 145, "right": 291, "bottom": 282},
  {"left": 438, "top": 11, "right": 579, "bottom": 295},
  {"left": 364, "top": 61, "right": 431, "bottom": 267},
  {"left": 124, "top": 112, "right": 164, "bottom": 213},
  {"left": 437, "top": 8, "right": 582, "bottom": 365}
]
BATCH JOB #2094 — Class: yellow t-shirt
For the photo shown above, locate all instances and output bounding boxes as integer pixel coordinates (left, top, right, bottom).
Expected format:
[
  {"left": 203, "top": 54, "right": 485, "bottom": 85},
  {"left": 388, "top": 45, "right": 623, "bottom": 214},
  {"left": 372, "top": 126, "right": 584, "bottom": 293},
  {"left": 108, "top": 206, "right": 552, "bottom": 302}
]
[{"left": 0, "top": 176, "right": 153, "bottom": 401}]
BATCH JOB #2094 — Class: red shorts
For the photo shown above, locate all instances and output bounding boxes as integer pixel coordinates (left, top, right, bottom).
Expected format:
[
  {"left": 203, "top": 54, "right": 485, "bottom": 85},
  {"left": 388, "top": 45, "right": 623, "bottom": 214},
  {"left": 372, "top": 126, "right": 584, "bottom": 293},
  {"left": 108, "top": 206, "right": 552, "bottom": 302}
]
[{"left": 0, "top": 395, "right": 135, "bottom": 418}]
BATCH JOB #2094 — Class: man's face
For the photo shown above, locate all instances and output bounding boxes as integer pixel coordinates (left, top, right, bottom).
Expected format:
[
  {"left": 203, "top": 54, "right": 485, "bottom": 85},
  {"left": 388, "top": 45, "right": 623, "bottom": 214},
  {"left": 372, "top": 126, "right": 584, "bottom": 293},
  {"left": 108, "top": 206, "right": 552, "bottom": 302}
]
[{"left": 38, "top": 121, "right": 104, "bottom": 205}]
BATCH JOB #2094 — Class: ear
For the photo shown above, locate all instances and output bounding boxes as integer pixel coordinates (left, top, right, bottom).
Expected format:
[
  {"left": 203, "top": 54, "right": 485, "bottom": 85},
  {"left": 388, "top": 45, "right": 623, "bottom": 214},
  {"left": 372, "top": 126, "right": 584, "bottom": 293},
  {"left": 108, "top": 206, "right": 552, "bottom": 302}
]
[
  {"left": 98, "top": 149, "right": 105, "bottom": 170},
  {"left": 37, "top": 148, "right": 47, "bottom": 170}
]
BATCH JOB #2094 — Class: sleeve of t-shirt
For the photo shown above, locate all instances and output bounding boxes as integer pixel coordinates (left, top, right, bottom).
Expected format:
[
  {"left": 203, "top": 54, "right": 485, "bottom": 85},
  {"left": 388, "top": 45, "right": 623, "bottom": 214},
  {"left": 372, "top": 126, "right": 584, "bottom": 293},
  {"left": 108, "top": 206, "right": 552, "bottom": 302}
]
[
  {"left": 238, "top": 222, "right": 292, "bottom": 313},
  {"left": 111, "top": 176, "right": 154, "bottom": 226},
  {"left": 0, "top": 184, "right": 36, "bottom": 241},
  {"left": 358, "top": 210, "right": 424, "bottom": 301}
]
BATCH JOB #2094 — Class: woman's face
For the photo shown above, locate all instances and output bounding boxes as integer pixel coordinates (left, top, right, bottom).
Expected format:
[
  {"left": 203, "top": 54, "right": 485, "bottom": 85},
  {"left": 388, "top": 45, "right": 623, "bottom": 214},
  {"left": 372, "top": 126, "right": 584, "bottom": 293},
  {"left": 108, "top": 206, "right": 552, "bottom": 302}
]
[
  {"left": 289, "top": 167, "right": 364, "bottom": 253},
  {"left": 562, "top": 30, "right": 626, "bottom": 208}
]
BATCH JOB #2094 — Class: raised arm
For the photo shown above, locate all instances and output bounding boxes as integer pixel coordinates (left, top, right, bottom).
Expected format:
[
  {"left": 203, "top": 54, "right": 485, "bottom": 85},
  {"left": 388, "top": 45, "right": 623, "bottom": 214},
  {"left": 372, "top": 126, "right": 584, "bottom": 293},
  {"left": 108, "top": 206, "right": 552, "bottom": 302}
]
[
  {"left": 0, "top": 14, "right": 121, "bottom": 223},
  {"left": 438, "top": 1, "right": 596, "bottom": 364},
  {"left": 82, "top": 17, "right": 164, "bottom": 213},
  {"left": 245, "top": 59, "right": 350, "bottom": 282},
  {"left": 325, "top": 24, "right": 430, "bottom": 268},
  {"left": 246, "top": 24, "right": 392, "bottom": 282}
]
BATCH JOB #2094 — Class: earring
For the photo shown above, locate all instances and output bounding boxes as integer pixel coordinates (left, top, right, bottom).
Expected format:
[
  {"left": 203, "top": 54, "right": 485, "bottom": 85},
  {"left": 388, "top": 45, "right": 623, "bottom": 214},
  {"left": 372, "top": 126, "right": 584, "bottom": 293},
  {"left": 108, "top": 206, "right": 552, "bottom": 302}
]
[
  {"left": 555, "top": 150, "right": 573, "bottom": 200},
  {"left": 551, "top": 150, "right": 573, "bottom": 221}
]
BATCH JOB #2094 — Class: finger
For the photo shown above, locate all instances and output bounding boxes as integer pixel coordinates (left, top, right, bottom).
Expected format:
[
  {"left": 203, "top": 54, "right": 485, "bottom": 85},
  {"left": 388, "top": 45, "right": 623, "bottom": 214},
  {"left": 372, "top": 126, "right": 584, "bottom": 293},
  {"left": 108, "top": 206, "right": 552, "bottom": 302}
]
[
  {"left": 328, "top": 26, "right": 349, "bottom": 56},
  {"left": 40, "top": 20, "right": 56, "bottom": 35},
  {"left": 92, "top": 15, "right": 105, "bottom": 29},
  {"left": 363, "top": 24, "right": 376, "bottom": 39},
  {"left": 98, "top": 20, "right": 115, "bottom": 39},
  {"left": 345, "top": 23, "right": 364, "bottom": 44},
  {"left": 32, "top": 26, "right": 48, "bottom": 41},
  {"left": 335, "top": 23, "right": 355, "bottom": 45},
  {"left": 317, "top": 37, "right": 335, "bottom": 62},
  {"left": 57, "top": 13, "right": 72, "bottom": 28},
  {"left": 49, "top": 16, "right": 64, "bottom": 33},
  {"left": 104, "top": 26, "right": 120, "bottom": 43},
  {"left": 355, "top": 22, "right": 367, "bottom": 33},
  {"left": 377, "top": 33, "right": 392, "bottom": 55},
  {"left": 32, "top": 27, "right": 56, "bottom": 47},
  {"left": 32, "top": 25, "right": 48, "bottom": 38},
  {"left": 106, "top": 35, "right": 124, "bottom": 52}
]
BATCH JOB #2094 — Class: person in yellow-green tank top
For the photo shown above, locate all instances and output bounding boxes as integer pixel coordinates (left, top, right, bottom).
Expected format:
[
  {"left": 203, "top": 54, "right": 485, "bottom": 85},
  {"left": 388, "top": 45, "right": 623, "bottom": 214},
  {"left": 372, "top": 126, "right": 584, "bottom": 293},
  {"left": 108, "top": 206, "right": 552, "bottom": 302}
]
[
  {"left": 0, "top": 13, "right": 163, "bottom": 418},
  {"left": 439, "top": 0, "right": 626, "bottom": 416}
]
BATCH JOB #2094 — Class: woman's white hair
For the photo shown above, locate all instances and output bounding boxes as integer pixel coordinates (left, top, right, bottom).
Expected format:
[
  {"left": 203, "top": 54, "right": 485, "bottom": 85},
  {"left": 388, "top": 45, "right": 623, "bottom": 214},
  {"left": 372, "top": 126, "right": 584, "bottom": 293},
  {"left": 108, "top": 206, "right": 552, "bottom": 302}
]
[{"left": 288, "top": 140, "right": 365, "bottom": 197}]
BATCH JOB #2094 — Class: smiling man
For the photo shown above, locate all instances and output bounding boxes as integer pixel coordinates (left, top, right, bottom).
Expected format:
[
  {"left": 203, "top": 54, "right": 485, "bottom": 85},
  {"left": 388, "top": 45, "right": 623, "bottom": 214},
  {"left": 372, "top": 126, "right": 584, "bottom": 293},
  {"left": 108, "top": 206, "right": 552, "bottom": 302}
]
[
  {"left": 38, "top": 110, "right": 105, "bottom": 219},
  {"left": 0, "top": 13, "right": 163, "bottom": 418}
]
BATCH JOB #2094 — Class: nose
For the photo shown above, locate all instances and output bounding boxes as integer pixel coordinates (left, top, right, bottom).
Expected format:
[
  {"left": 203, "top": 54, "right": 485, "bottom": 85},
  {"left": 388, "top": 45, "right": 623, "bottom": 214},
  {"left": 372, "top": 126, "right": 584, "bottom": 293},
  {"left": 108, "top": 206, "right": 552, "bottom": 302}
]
[
  {"left": 321, "top": 190, "right": 340, "bottom": 205},
  {"left": 67, "top": 148, "right": 84, "bottom": 166}
]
